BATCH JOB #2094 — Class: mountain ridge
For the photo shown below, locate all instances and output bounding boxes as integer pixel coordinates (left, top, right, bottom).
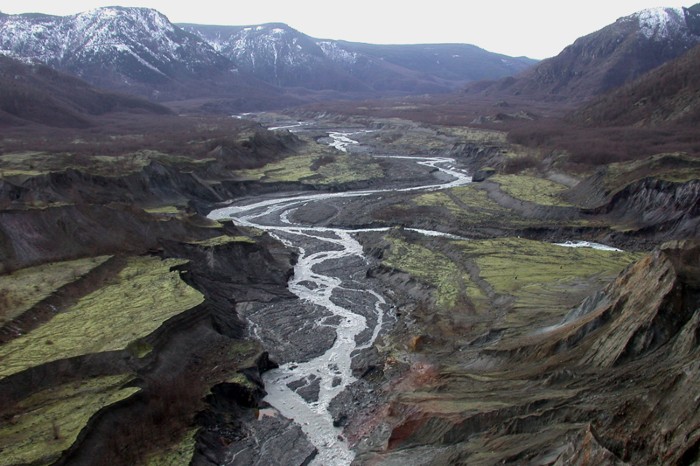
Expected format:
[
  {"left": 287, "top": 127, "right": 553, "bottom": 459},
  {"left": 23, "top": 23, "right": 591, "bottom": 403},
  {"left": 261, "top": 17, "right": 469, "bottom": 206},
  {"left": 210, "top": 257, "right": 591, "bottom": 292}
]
[
  {"left": 466, "top": 5, "right": 700, "bottom": 102},
  {"left": 0, "top": 7, "right": 294, "bottom": 106},
  {"left": 571, "top": 42, "right": 700, "bottom": 126},
  {"left": 182, "top": 22, "right": 537, "bottom": 93},
  {"left": 0, "top": 6, "right": 536, "bottom": 104}
]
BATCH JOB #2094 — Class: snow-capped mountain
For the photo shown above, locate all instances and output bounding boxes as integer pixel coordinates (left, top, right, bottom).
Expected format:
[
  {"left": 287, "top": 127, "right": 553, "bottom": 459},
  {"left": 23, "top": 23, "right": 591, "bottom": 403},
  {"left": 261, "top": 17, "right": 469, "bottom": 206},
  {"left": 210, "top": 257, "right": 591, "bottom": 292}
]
[
  {"left": 183, "top": 22, "right": 537, "bottom": 93},
  {"left": 182, "top": 23, "right": 369, "bottom": 91},
  {"left": 0, "top": 8, "right": 229, "bottom": 91},
  {"left": 0, "top": 7, "right": 536, "bottom": 101},
  {"left": 0, "top": 7, "right": 290, "bottom": 105},
  {"left": 467, "top": 5, "right": 700, "bottom": 101},
  {"left": 3, "top": 4, "right": 700, "bottom": 107}
]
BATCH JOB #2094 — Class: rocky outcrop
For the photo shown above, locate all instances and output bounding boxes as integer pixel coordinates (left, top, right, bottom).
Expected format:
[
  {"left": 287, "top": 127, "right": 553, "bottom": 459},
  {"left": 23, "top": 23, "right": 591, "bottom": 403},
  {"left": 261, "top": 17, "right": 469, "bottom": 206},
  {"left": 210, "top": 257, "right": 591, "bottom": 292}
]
[
  {"left": 526, "top": 240, "right": 699, "bottom": 365},
  {"left": 570, "top": 42, "right": 700, "bottom": 126},
  {"left": 684, "top": 4, "right": 700, "bottom": 35},
  {"left": 598, "top": 178, "right": 700, "bottom": 236},
  {"left": 193, "top": 352, "right": 318, "bottom": 466},
  {"left": 357, "top": 240, "right": 700, "bottom": 465},
  {"left": 564, "top": 154, "right": 700, "bottom": 242},
  {"left": 39, "top": 232, "right": 296, "bottom": 465}
]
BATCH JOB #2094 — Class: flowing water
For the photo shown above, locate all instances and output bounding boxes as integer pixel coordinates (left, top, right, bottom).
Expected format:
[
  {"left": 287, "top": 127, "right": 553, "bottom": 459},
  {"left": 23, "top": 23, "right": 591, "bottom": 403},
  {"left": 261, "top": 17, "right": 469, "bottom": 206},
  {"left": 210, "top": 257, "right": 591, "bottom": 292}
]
[
  {"left": 208, "top": 127, "right": 619, "bottom": 464},
  {"left": 208, "top": 129, "right": 472, "bottom": 464}
]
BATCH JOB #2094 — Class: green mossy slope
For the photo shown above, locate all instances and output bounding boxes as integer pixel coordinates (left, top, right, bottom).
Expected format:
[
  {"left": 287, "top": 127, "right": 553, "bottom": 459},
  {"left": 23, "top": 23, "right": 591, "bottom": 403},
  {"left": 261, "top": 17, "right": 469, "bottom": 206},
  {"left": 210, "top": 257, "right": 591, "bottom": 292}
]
[
  {"left": 0, "top": 374, "right": 137, "bottom": 466},
  {"left": 234, "top": 153, "right": 383, "bottom": 185},
  {"left": 382, "top": 234, "right": 640, "bottom": 339},
  {"left": 0, "top": 256, "right": 111, "bottom": 323},
  {"left": 0, "top": 256, "right": 203, "bottom": 379}
]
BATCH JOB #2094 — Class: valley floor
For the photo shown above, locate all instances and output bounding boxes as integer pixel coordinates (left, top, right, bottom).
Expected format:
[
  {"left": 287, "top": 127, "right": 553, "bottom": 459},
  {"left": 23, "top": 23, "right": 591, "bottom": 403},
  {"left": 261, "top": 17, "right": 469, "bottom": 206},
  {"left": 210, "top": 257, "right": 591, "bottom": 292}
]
[{"left": 0, "top": 113, "right": 698, "bottom": 465}]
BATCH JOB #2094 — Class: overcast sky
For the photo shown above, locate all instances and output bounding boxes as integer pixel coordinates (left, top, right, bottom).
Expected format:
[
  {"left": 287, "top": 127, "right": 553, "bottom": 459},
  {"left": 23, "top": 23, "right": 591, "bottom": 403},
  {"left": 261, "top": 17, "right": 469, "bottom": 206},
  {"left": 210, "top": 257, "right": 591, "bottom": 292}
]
[{"left": 1, "top": 1, "right": 693, "bottom": 58}]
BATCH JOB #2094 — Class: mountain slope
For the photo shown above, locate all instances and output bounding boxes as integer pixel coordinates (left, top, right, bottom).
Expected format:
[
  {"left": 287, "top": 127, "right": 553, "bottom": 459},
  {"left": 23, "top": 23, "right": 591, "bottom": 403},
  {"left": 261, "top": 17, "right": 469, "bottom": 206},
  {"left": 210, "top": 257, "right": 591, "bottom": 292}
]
[
  {"left": 466, "top": 6, "right": 700, "bottom": 101},
  {"left": 182, "top": 23, "right": 538, "bottom": 94},
  {"left": 0, "top": 55, "right": 170, "bottom": 127},
  {"left": 571, "top": 43, "right": 700, "bottom": 126},
  {"left": 0, "top": 7, "right": 288, "bottom": 105},
  {"left": 334, "top": 41, "right": 535, "bottom": 82},
  {"left": 0, "top": 8, "right": 537, "bottom": 104},
  {"left": 181, "top": 23, "right": 369, "bottom": 91}
]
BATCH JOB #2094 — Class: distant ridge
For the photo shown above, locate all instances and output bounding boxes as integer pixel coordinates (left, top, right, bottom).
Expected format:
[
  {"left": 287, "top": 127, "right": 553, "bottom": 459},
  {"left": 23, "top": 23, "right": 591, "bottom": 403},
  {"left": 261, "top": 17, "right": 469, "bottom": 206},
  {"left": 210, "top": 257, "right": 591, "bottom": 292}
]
[
  {"left": 0, "top": 6, "right": 536, "bottom": 107},
  {"left": 182, "top": 22, "right": 536, "bottom": 93}
]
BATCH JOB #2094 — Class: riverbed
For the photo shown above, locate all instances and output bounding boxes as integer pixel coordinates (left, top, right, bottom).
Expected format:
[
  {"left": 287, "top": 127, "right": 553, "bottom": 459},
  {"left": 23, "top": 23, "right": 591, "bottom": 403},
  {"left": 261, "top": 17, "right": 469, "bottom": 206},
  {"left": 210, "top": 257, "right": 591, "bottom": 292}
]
[{"left": 208, "top": 128, "right": 473, "bottom": 464}]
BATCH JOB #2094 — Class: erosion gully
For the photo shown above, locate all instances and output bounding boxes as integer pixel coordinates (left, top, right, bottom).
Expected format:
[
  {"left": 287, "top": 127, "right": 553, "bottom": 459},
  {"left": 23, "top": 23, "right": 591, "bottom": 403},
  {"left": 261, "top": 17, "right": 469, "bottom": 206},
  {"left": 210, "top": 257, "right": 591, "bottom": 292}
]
[{"left": 207, "top": 123, "right": 613, "bottom": 464}]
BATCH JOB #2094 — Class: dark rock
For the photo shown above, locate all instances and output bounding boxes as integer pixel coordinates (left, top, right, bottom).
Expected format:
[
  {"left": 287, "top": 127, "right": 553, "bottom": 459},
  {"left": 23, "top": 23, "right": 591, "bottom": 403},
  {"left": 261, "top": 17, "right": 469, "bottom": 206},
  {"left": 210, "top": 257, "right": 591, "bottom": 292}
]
[
  {"left": 296, "top": 377, "right": 321, "bottom": 403},
  {"left": 471, "top": 167, "right": 497, "bottom": 182},
  {"left": 287, "top": 378, "right": 307, "bottom": 391},
  {"left": 333, "top": 414, "right": 348, "bottom": 427},
  {"left": 351, "top": 346, "right": 384, "bottom": 379}
]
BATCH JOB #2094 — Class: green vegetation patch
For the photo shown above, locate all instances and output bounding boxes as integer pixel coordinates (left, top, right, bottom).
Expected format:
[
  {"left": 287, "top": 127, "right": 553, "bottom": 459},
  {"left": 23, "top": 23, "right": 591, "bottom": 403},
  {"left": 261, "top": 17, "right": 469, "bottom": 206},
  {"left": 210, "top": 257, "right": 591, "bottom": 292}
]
[
  {"left": 414, "top": 185, "right": 512, "bottom": 221},
  {"left": 235, "top": 154, "right": 316, "bottom": 182},
  {"left": 440, "top": 126, "right": 508, "bottom": 144},
  {"left": 383, "top": 236, "right": 476, "bottom": 310},
  {"left": 605, "top": 152, "right": 700, "bottom": 192},
  {"left": 315, "top": 155, "right": 383, "bottom": 184},
  {"left": 144, "top": 205, "right": 182, "bottom": 214},
  {"left": 458, "top": 237, "right": 640, "bottom": 326},
  {"left": 0, "top": 256, "right": 204, "bottom": 379},
  {"left": 144, "top": 428, "right": 197, "bottom": 466},
  {"left": 228, "top": 372, "right": 257, "bottom": 389},
  {"left": 415, "top": 192, "right": 465, "bottom": 215},
  {"left": 234, "top": 153, "right": 383, "bottom": 185},
  {"left": 0, "top": 256, "right": 111, "bottom": 324},
  {"left": 0, "top": 374, "right": 138, "bottom": 466},
  {"left": 189, "top": 235, "right": 256, "bottom": 247},
  {"left": 225, "top": 338, "right": 262, "bottom": 363},
  {"left": 490, "top": 174, "right": 573, "bottom": 206},
  {"left": 380, "top": 234, "right": 638, "bottom": 337},
  {"left": 449, "top": 186, "right": 506, "bottom": 211}
]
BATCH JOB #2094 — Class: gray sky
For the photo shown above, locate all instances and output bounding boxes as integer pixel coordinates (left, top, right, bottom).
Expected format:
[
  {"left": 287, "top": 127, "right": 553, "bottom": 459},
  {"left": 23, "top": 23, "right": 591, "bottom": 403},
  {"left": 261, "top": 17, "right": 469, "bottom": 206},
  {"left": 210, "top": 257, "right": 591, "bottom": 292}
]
[{"left": 0, "top": 1, "right": 693, "bottom": 58}]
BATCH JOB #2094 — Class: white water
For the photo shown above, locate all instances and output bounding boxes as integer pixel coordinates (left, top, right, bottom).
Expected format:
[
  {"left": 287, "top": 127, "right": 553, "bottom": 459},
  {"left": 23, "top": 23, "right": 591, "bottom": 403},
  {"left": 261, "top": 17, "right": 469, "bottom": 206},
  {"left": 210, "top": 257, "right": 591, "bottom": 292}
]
[
  {"left": 259, "top": 229, "right": 381, "bottom": 465},
  {"left": 554, "top": 240, "right": 622, "bottom": 252},
  {"left": 328, "top": 131, "right": 360, "bottom": 152},
  {"left": 268, "top": 121, "right": 308, "bottom": 131}
]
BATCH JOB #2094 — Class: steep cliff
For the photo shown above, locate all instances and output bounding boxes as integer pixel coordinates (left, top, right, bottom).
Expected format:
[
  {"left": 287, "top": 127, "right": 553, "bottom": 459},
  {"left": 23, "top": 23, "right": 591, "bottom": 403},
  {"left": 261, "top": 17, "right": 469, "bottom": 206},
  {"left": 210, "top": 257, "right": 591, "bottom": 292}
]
[{"left": 358, "top": 239, "right": 700, "bottom": 464}]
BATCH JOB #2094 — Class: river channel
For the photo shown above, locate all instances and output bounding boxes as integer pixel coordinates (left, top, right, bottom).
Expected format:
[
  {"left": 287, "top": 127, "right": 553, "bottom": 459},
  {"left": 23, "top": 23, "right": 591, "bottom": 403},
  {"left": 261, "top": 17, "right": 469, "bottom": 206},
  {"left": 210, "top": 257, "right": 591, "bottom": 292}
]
[{"left": 208, "top": 126, "right": 473, "bottom": 464}]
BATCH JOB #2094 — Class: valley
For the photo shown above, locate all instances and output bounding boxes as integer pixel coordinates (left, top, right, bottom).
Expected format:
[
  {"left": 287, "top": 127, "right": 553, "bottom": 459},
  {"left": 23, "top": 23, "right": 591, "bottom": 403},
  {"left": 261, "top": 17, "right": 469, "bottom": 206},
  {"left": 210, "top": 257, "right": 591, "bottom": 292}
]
[
  {"left": 1, "top": 111, "right": 697, "bottom": 465},
  {"left": 1, "top": 3, "right": 699, "bottom": 465}
]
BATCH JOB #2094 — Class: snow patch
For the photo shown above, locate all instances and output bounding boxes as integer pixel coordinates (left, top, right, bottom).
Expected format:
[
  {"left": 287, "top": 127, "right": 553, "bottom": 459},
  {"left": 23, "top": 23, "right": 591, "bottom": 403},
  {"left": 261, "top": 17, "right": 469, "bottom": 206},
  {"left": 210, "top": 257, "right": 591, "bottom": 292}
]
[
  {"left": 0, "top": 6, "right": 218, "bottom": 75},
  {"left": 317, "top": 41, "right": 357, "bottom": 64},
  {"left": 635, "top": 7, "right": 684, "bottom": 40}
]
